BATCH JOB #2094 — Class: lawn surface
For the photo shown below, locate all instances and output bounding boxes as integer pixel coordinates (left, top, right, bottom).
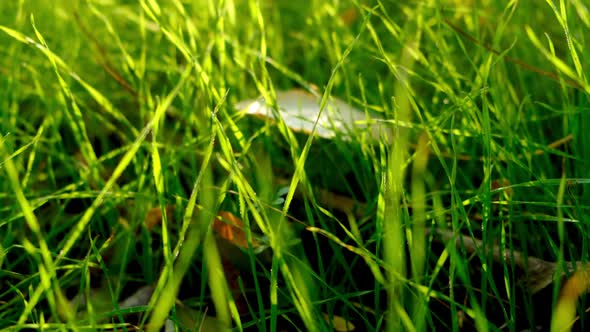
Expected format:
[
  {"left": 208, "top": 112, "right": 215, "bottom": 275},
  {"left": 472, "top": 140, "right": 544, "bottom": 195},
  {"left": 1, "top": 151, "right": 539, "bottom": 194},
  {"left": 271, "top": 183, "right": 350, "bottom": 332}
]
[{"left": 1, "top": 1, "right": 590, "bottom": 331}]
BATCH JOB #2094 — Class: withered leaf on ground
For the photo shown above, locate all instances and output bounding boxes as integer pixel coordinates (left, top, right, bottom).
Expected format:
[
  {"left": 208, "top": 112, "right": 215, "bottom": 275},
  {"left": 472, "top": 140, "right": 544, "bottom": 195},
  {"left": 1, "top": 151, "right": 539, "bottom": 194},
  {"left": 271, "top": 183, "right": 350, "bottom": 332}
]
[
  {"left": 323, "top": 313, "right": 356, "bottom": 331},
  {"left": 236, "top": 89, "right": 388, "bottom": 141},
  {"left": 430, "top": 228, "right": 590, "bottom": 294},
  {"left": 551, "top": 267, "right": 590, "bottom": 332},
  {"left": 213, "top": 211, "right": 261, "bottom": 250},
  {"left": 143, "top": 205, "right": 176, "bottom": 231}
]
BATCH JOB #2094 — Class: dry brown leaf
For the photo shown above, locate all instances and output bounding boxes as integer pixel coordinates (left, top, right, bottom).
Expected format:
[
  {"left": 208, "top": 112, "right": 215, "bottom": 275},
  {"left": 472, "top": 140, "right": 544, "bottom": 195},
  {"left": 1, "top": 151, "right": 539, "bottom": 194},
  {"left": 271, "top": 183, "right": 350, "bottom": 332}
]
[
  {"left": 323, "top": 313, "right": 355, "bottom": 331},
  {"left": 212, "top": 212, "right": 255, "bottom": 315},
  {"left": 350, "top": 302, "right": 375, "bottom": 316},
  {"left": 491, "top": 178, "right": 513, "bottom": 199},
  {"left": 275, "top": 177, "right": 368, "bottom": 219},
  {"left": 144, "top": 205, "right": 175, "bottom": 231},
  {"left": 236, "top": 89, "right": 387, "bottom": 141},
  {"left": 430, "top": 228, "right": 590, "bottom": 294},
  {"left": 339, "top": 7, "right": 359, "bottom": 26},
  {"left": 118, "top": 284, "right": 155, "bottom": 309},
  {"left": 213, "top": 211, "right": 260, "bottom": 249},
  {"left": 551, "top": 267, "right": 590, "bottom": 332}
]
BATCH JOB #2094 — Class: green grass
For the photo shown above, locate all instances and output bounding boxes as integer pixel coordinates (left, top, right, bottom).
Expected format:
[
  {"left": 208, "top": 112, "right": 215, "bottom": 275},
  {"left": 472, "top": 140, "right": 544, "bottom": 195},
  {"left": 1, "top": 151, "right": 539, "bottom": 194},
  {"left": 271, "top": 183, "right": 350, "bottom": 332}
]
[{"left": 1, "top": 0, "right": 589, "bottom": 331}]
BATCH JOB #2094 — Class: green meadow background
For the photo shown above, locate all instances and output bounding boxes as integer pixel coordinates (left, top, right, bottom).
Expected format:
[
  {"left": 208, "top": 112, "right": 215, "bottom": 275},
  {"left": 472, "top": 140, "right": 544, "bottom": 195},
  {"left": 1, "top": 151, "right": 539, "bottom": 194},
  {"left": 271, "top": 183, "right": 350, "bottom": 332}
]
[{"left": 1, "top": 0, "right": 589, "bottom": 331}]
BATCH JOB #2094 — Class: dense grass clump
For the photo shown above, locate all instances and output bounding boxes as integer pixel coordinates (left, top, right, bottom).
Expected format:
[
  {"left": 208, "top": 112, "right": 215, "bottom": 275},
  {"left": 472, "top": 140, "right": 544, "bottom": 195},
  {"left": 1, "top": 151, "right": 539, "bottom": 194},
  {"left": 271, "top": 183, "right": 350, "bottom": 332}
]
[{"left": 1, "top": 1, "right": 589, "bottom": 331}]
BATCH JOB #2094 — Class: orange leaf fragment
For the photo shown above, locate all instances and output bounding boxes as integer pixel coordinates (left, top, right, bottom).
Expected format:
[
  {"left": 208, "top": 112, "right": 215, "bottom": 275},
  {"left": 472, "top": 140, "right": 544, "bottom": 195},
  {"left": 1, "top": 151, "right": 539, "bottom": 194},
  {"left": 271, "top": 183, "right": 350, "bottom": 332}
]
[
  {"left": 323, "top": 313, "right": 355, "bottom": 331},
  {"left": 339, "top": 7, "right": 359, "bottom": 26},
  {"left": 491, "top": 178, "right": 513, "bottom": 198},
  {"left": 144, "top": 205, "right": 175, "bottom": 231},
  {"left": 551, "top": 267, "right": 590, "bottom": 332},
  {"left": 213, "top": 211, "right": 259, "bottom": 249}
]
